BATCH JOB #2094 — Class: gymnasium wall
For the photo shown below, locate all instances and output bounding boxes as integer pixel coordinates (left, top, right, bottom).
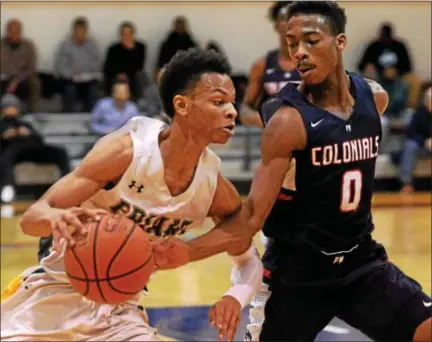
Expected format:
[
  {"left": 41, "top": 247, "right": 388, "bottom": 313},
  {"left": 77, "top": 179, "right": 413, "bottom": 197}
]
[{"left": 1, "top": 1, "right": 431, "bottom": 79}]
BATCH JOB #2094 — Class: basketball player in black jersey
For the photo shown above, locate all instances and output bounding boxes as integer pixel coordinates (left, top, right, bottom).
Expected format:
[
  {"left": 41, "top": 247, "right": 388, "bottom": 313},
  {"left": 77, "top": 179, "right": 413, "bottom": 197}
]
[
  {"left": 178, "top": 2, "right": 431, "bottom": 341},
  {"left": 240, "top": 1, "right": 301, "bottom": 128}
]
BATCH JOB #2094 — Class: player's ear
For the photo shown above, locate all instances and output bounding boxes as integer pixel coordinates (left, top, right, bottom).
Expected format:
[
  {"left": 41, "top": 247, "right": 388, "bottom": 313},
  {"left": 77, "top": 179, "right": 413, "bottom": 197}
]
[
  {"left": 336, "top": 33, "right": 347, "bottom": 52},
  {"left": 173, "top": 95, "right": 188, "bottom": 117}
]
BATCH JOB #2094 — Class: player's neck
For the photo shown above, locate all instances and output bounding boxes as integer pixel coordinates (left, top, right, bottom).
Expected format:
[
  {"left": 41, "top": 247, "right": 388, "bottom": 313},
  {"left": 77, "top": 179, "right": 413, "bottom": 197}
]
[
  {"left": 159, "top": 120, "right": 207, "bottom": 173},
  {"left": 304, "top": 67, "right": 353, "bottom": 110}
]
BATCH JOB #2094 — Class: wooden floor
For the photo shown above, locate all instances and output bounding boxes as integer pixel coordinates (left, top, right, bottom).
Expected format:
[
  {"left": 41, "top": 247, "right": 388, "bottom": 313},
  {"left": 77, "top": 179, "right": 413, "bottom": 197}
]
[{"left": 1, "top": 193, "right": 431, "bottom": 340}]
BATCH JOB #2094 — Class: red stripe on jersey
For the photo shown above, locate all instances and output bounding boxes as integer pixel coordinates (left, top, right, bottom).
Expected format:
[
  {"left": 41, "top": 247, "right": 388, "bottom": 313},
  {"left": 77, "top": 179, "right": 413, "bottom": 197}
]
[{"left": 278, "top": 193, "right": 293, "bottom": 201}]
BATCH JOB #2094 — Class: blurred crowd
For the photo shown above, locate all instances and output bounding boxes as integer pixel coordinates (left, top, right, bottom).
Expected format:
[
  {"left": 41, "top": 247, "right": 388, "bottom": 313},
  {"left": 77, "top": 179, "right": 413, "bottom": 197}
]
[
  {"left": 0, "top": 16, "right": 228, "bottom": 116},
  {"left": 0, "top": 14, "right": 431, "bottom": 216}
]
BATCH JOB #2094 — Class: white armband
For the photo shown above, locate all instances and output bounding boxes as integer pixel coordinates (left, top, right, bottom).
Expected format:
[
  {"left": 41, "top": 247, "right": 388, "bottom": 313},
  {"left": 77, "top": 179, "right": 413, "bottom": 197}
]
[{"left": 223, "top": 244, "right": 263, "bottom": 309}]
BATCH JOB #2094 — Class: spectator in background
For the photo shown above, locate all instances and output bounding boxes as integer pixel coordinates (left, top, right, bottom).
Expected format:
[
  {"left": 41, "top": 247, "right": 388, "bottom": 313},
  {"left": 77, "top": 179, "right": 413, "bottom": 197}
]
[
  {"left": 358, "top": 23, "right": 422, "bottom": 108},
  {"left": 103, "top": 21, "right": 146, "bottom": 100},
  {"left": 90, "top": 80, "right": 139, "bottom": 136},
  {"left": 0, "top": 18, "right": 40, "bottom": 113},
  {"left": 379, "top": 60, "right": 410, "bottom": 148},
  {"left": 55, "top": 17, "right": 100, "bottom": 113},
  {"left": 0, "top": 95, "right": 70, "bottom": 217},
  {"left": 399, "top": 87, "right": 432, "bottom": 194},
  {"left": 155, "top": 16, "right": 197, "bottom": 79}
]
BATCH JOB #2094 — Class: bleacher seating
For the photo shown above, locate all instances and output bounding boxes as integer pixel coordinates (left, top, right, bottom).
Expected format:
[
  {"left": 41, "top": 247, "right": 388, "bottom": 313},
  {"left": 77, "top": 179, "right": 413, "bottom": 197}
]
[{"left": 14, "top": 113, "right": 431, "bottom": 193}]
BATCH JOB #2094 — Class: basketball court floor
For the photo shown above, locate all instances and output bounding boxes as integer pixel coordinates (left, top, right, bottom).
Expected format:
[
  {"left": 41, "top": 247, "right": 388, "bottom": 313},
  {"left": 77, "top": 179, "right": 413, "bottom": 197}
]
[{"left": 1, "top": 193, "right": 431, "bottom": 341}]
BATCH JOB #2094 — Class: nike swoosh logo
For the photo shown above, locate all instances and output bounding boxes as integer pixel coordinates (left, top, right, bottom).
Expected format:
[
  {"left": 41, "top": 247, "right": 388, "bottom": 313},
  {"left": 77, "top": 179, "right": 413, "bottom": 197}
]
[
  {"left": 423, "top": 301, "right": 432, "bottom": 307},
  {"left": 311, "top": 119, "right": 324, "bottom": 128}
]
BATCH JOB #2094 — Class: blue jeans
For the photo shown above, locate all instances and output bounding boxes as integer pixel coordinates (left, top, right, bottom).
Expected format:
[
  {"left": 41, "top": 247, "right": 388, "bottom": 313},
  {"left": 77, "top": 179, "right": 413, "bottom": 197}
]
[
  {"left": 399, "top": 139, "right": 427, "bottom": 185},
  {"left": 62, "top": 80, "right": 99, "bottom": 112}
]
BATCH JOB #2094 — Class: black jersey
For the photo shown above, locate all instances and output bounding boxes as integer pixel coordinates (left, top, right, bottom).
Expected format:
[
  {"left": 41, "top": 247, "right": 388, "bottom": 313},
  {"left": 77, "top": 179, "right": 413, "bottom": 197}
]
[
  {"left": 261, "top": 72, "right": 382, "bottom": 253},
  {"left": 259, "top": 49, "right": 301, "bottom": 109}
]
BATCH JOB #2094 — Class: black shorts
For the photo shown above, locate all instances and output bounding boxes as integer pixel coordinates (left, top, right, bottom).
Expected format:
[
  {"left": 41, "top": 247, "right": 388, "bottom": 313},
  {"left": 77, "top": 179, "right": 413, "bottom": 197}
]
[{"left": 260, "top": 239, "right": 432, "bottom": 341}]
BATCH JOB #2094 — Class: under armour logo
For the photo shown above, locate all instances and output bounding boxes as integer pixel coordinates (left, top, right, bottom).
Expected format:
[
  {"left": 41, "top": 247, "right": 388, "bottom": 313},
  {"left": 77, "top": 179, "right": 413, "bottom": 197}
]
[
  {"left": 346, "top": 124, "right": 352, "bottom": 132},
  {"left": 128, "top": 180, "right": 144, "bottom": 193},
  {"left": 333, "top": 256, "right": 345, "bottom": 264}
]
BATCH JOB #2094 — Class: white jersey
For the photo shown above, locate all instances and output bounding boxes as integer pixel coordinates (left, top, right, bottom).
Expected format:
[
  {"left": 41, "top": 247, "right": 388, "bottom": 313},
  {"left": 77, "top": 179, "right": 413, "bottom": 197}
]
[
  {"left": 39, "top": 116, "right": 221, "bottom": 283},
  {"left": 82, "top": 116, "right": 221, "bottom": 236},
  {"left": 1, "top": 119, "right": 262, "bottom": 342}
]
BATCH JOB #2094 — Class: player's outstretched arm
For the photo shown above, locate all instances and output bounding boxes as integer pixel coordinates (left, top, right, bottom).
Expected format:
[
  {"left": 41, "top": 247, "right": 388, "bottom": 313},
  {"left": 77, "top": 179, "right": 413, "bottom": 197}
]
[
  {"left": 211, "top": 177, "right": 263, "bottom": 301},
  {"left": 20, "top": 134, "right": 133, "bottom": 243},
  {"left": 186, "top": 106, "right": 307, "bottom": 261}
]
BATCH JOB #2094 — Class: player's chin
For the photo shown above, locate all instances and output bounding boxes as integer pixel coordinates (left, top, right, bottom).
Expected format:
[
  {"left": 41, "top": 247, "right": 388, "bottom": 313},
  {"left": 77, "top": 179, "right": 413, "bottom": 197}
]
[
  {"left": 299, "top": 69, "right": 322, "bottom": 85},
  {"left": 212, "top": 131, "right": 233, "bottom": 144}
]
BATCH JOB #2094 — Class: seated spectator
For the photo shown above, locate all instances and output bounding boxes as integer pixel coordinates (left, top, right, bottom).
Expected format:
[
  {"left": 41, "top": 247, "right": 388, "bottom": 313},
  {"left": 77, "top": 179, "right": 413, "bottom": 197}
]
[
  {"left": 358, "top": 23, "right": 422, "bottom": 109},
  {"left": 379, "top": 62, "right": 410, "bottom": 149},
  {"left": 155, "top": 16, "right": 197, "bottom": 80},
  {"left": 399, "top": 87, "right": 432, "bottom": 194},
  {"left": 90, "top": 80, "right": 139, "bottom": 136},
  {"left": 103, "top": 21, "right": 146, "bottom": 100},
  {"left": 0, "top": 18, "right": 40, "bottom": 113},
  {"left": 54, "top": 17, "right": 100, "bottom": 113},
  {"left": 0, "top": 95, "right": 70, "bottom": 217}
]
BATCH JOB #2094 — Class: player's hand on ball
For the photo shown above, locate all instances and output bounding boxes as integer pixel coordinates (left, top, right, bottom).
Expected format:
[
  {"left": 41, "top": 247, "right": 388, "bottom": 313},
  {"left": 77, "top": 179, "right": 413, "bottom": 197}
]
[
  {"left": 151, "top": 237, "right": 190, "bottom": 270},
  {"left": 50, "top": 207, "right": 108, "bottom": 250},
  {"left": 209, "top": 295, "right": 241, "bottom": 342}
]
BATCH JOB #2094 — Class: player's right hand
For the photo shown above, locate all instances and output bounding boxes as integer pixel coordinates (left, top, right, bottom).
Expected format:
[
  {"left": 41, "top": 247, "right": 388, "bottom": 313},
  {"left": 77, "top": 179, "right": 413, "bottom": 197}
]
[{"left": 49, "top": 207, "right": 107, "bottom": 249}]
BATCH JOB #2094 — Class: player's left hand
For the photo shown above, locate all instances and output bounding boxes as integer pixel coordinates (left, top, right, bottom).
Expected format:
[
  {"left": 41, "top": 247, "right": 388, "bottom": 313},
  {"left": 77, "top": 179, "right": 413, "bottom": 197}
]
[
  {"left": 209, "top": 295, "right": 241, "bottom": 342},
  {"left": 151, "top": 237, "right": 190, "bottom": 271}
]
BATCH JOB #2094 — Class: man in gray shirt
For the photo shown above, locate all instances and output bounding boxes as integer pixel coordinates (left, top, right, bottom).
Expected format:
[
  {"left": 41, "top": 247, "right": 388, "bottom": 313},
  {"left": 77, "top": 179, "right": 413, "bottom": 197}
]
[
  {"left": 54, "top": 17, "right": 100, "bottom": 112},
  {"left": 0, "top": 18, "right": 40, "bottom": 113}
]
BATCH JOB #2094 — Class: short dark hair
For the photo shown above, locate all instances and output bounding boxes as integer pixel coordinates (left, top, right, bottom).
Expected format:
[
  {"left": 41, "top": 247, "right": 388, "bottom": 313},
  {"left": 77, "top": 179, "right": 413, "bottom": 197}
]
[
  {"left": 73, "top": 17, "right": 88, "bottom": 29},
  {"left": 159, "top": 47, "right": 231, "bottom": 118},
  {"left": 119, "top": 21, "right": 135, "bottom": 34},
  {"left": 268, "top": 2, "right": 292, "bottom": 22},
  {"left": 287, "top": 1, "right": 347, "bottom": 35}
]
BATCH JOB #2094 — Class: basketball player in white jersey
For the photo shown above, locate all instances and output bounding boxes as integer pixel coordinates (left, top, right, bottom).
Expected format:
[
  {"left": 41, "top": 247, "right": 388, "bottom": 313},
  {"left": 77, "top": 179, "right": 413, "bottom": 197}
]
[{"left": 1, "top": 48, "right": 262, "bottom": 342}]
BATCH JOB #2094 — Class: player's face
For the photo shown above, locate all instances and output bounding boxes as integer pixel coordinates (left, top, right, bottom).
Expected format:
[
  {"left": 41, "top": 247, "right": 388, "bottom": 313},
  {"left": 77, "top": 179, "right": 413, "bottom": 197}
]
[
  {"left": 179, "top": 73, "right": 237, "bottom": 145},
  {"left": 285, "top": 15, "right": 346, "bottom": 85}
]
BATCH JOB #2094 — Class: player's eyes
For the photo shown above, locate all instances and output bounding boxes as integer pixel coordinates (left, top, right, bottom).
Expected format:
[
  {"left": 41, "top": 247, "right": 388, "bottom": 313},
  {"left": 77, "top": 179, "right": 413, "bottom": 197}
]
[
  {"left": 308, "top": 40, "right": 320, "bottom": 45},
  {"left": 288, "top": 42, "right": 298, "bottom": 49},
  {"left": 213, "top": 100, "right": 224, "bottom": 106}
]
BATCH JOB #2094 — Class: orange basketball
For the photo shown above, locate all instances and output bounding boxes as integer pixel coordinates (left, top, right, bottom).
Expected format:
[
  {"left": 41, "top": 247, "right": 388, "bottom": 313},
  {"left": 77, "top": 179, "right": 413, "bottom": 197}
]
[{"left": 64, "top": 214, "right": 154, "bottom": 304}]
